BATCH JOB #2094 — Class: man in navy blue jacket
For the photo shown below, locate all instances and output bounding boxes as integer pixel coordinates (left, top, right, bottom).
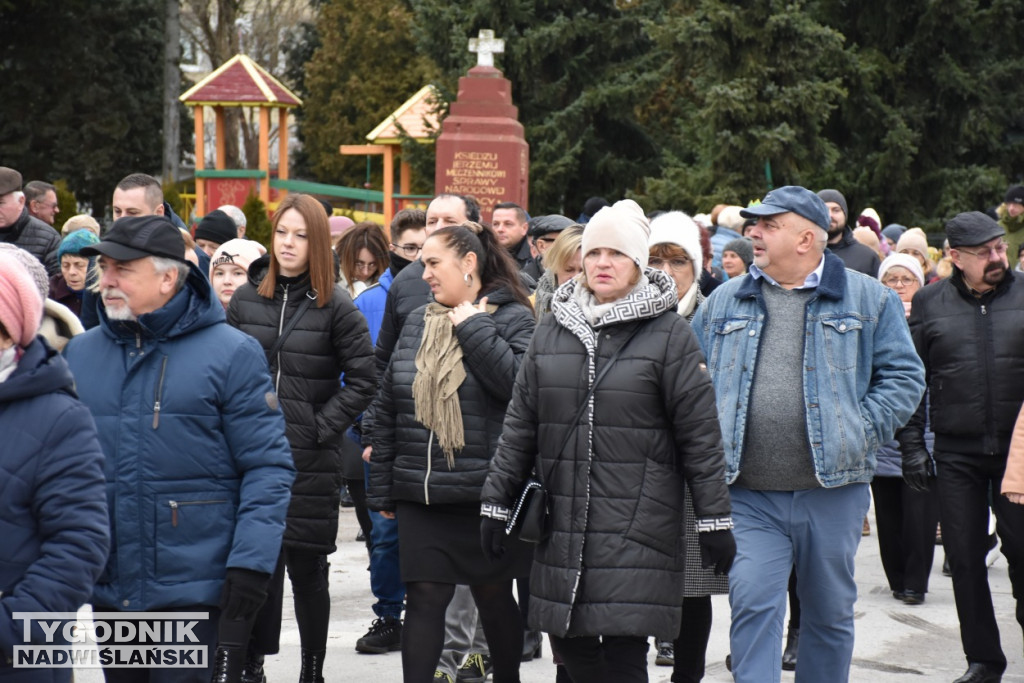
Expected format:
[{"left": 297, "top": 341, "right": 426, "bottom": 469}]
[{"left": 64, "top": 216, "right": 295, "bottom": 682}]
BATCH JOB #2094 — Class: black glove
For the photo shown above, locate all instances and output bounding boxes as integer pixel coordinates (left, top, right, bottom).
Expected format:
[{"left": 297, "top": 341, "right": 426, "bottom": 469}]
[
  {"left": 219, "top": 568, "right": 271, "bottom": 622},
  {"left": 699, "top": 529, "right": 736, "bottom": 575},
  {"left": 901, "top": 447, "right": 935, "bottom": 492},
  {"left": 480, "top": 517, "right": 507, "bottom": 562}
]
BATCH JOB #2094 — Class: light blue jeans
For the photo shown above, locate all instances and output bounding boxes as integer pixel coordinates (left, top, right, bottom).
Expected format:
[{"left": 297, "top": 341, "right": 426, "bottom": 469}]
[{"left": 728, "top": 484, "right": 870, "bottom": 683}]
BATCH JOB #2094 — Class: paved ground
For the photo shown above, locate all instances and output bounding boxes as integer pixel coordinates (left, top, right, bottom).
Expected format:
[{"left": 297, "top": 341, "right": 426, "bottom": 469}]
[{"left": 76, "top": 501, "right": 1024, "bottom": 681}]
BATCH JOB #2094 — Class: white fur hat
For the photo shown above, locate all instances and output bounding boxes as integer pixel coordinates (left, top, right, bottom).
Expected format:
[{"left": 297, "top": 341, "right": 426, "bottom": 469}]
[
  {"left": 581, "top": 199, "right": 651, "bottom": 270},
  {"left": 649, "top": 211, "right": 704, "bottom": 284}
]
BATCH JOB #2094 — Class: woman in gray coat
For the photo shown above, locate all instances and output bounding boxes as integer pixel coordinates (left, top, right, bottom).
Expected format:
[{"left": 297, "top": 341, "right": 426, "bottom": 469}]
[{"left": 481, "top": 200, "right": 735, "bottom": 683}]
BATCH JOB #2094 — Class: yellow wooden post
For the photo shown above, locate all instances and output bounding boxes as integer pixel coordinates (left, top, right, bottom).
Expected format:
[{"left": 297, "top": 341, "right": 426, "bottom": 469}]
[
  {"left": 259, "top": 107, "right": 271, "bottom": 204},
  {"left": 194, "top": 105, "right": 205, "bottom": 216}
]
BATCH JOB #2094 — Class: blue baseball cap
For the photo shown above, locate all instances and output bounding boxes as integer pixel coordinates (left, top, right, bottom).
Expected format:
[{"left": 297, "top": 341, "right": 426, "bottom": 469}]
[{"left": 740, "top": 186, "right": 830, "bottom": 232}]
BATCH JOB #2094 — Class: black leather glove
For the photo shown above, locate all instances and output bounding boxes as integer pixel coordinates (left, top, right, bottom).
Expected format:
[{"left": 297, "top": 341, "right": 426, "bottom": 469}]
[
  {"left": 480, "top": 517, "right": 507, "bottom": 562},
  {"left": 219, "top": 568, "right": 271, "bottom": 622},
  {"left": 699, "top": 529, "right": 736, "bottom": 575},
  {"left": 901, "top": 447, "right": 935, "bottom": 492},
  {"left": 896, "top": 425, "right": 934, "bottom": 493}
]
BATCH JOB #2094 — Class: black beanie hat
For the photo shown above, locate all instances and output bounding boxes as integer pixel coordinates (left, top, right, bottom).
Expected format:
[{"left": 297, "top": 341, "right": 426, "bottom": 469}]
[
  {"left": 194, "top": 210, "right": 237, "bottom": 246},
  {"left": 1005, "top": 185, "right": 1024, "bottom": 205}
]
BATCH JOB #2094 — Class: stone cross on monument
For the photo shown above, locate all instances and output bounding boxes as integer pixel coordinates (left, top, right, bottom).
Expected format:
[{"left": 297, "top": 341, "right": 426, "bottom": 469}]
[{"left": 468, "top": 29, "right": 504, "bottom": 68}]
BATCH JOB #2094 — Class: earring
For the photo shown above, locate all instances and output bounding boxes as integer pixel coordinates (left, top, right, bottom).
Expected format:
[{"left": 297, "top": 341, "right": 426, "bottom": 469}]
[{"left": 464, "top": 272, "right": 472, "bottom": 286}]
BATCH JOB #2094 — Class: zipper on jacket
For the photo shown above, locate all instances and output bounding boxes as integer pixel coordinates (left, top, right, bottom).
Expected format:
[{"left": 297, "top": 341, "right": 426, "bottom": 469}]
[
  {"left": 424, "top": 430, "right": 434, "bottom": 504},
  {"left": 152, "top": 356, "right": 168, "bottom": 429},
  {"left": 981, "top": 304, "right": 988, "bottom": 316},
  {"left": 167, "top": 499, "right": 228, "bottom": 527},
  {"left": 275, "top": 285, "right": 289, "bottom": 392}
]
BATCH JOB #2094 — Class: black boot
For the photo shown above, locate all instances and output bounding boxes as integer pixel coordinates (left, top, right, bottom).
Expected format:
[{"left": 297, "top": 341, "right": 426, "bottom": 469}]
[
  {"left": 240, "top": 648, "right": 266, "bottom": 683},
  {"left": 299, "top": 649, "right": 325, "bottom": 683},
  {"left": 210, "top": 646, "right": 245, "bottom": 683},
  {"left": 781, "top": 626, "right": 799, "bottom": 671},
  {"left": 521, "top": 630, "right": 543, "bottom": 661}
]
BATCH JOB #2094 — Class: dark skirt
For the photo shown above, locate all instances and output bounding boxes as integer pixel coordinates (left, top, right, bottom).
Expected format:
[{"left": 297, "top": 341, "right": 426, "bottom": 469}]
[{"left": 397, "top": 500, "right": 533, "bottom": 584}]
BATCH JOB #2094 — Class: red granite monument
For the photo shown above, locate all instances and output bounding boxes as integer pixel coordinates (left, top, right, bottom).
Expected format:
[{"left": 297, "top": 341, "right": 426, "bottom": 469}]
[{"left": 435, "top": 30, "right": 529, "bottom": 223}]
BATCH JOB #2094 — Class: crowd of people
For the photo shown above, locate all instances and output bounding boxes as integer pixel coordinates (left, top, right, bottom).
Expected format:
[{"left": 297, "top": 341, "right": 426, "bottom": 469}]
[{"left": 3, "top": 162, "right": 1024, "bottom": 683}]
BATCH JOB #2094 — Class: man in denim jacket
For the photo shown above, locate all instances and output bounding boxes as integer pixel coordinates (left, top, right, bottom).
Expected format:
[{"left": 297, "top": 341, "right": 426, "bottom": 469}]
[{"left": 692, "top": 186, "right": 925, "bottom": 683}]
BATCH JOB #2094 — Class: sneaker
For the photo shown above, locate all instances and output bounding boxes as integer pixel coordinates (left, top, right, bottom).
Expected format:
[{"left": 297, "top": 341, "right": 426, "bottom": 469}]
[
  {"left": 434, "top": 672, "right": 454, "bottom": 683},
  {"left": 986, "top": 532, "right": 1001, "bottom": 568},
  {"left": 655, "top": 641, "right": 674, "bottom": 666},
  {"left": 456, "top": 653, "right": 492, "bottom": 683},
  {"left": 355, "top": 616, "right": 402, "bottom": 654}
]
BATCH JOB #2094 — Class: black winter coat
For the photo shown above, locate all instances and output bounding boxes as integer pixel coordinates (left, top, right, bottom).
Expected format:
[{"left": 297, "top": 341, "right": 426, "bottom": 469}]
[
  {"left": 481, "top": 271, "right": 731, "bottom": 640},
  {"left": 0, "top": 208, "right": 60, "bottom": 277},
  {"left": 828, "top": 228, "right": 880, "bottom": 277},
  {"left": 907, "top": 267, "right": 1024, "bottom": 457},
  {"left": 227, "top": 258, "right": 376, "bottom": 553},
  {"left": 367, "top": 287, "right": 535, "bottom": 511}
]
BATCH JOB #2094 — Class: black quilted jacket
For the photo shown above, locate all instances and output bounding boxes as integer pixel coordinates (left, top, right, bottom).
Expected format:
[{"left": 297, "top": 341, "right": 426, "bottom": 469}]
[
  {"left": 0, "top": 208, "right": 60, "bottom": 277},
  {"left": 367, "top": 287, "right": 535, "bottom": 511},
  {"left": 481, "top": 271, "right": 730, "bottom": 640},
  {"left": 227, "top": 258, "right": 376, "bottom": 553}
]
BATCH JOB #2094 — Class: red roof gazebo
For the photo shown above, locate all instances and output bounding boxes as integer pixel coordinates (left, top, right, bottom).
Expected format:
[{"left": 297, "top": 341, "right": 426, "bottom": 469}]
[{"left": 180, "top": 54, "right": 302, "bottom": 216}]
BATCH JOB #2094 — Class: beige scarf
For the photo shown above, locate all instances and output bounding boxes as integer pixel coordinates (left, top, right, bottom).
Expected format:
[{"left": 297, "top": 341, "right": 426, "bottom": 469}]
[{"left": 412, "top": 302, "right": 494, "bottom": 467}]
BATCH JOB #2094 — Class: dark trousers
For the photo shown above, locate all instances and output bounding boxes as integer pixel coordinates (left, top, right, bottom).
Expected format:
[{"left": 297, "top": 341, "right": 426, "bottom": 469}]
[
  {"left": 95, "top": 606, "right": 219, "bottom": 683},
  {"left": 249, "top": 547, "right": 331, "bottom": 656},
  {"left": 936, "top": 450, "right": 1024, "bottom": 669},
  {"left": 551, "top": 634, "right": 649, "bottom": 683},
  {"left": 871, "top": 476, "right": 939, "bottom": 594},
  {"left": 672, "top": 595, "right": 712, "bottom": 683}
]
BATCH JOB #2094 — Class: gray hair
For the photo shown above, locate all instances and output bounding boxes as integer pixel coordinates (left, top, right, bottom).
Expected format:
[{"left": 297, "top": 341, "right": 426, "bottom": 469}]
[
  {"left": 217, "top": 204, "right": 246, "bottom": 228},
  {"left": 151, "top": 257, "right": 190, "bottom": 292}
]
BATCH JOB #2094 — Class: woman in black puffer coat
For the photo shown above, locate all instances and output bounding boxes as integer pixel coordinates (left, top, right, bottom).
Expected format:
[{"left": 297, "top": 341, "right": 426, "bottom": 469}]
[
  {"left": 227, "top": 193, "right": 376, "bottom": 683},
  {"left": 481, "top": 200, "right": 735, "bottom": 683},
  {"left": 367, "top": 223, "right": 535, "bottom": 683}
]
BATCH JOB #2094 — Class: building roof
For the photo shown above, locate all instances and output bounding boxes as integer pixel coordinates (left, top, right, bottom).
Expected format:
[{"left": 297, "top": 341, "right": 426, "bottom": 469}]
[
  {"left": 180, "top": 54, "right": 301, "bottom": 107},
  {"left": 366, "top": 84, "right": 441, "bottom": 144}
]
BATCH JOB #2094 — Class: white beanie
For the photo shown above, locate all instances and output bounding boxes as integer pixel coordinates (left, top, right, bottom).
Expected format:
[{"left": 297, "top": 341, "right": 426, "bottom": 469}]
[
  {"left": 878, "top": 253, "right": 925, "bottom": 287},
  {"left": 649, "top": 211, "right": 704, "bottom": 284},
  {"left": 581, "top": 199, "right": 651, "bottom": 270}
]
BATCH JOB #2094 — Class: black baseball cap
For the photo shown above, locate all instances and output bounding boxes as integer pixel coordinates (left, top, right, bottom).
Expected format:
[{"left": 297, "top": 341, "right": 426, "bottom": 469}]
[{"left": 81, "top": 215, "right": 186, "bottom": 262}]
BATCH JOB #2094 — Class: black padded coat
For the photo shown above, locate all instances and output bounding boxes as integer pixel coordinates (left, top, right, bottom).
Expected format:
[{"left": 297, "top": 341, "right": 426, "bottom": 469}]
[
  {"left": 227, "top": 258, "right": 376, "bottom": 553},
  {"left": 481, "top": 270, "right": 731, "bottom": 640},
  {"left": 366, "top": 287, "right": 535, "bottom": 511},
  {"left": 0, "top": 208, "right": 60, "bottom": 277}
]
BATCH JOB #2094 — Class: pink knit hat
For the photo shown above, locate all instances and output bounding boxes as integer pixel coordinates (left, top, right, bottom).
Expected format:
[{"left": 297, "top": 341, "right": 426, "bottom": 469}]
[{"left": 0, "top": 252, "right": 44, "bottom": 347}]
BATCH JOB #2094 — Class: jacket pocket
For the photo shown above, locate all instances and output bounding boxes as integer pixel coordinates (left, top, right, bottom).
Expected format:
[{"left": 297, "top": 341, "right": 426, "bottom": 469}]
[
  {"left": 820, "top": 316, "right": 864, "bottom": 371},
  {"left": 708, "top": 317, "right": 752, "bottom": 371},
  {"left": 625, "top": 458, "right": 684, "bottom": 558},
  {"left": 155, "top": 494, "right": 235, "bottom": 583}
]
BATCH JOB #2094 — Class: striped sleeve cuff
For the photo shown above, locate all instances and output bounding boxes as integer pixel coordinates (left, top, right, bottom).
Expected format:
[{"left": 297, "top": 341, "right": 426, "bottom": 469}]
[
  {"left": 696, "top": 516, "right": 734, "bottom": 532},
  {"left": 480, "top": 503, "right": 511, "bottom": 522}
]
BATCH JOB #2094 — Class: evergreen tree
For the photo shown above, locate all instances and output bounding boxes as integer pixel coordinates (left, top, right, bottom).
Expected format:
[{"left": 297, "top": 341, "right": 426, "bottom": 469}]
[
  {"left": 0, "top": 0, "right": 165, "bottom": 217},
  {"left": 300, "top": 0, "right": 439, "bottom": 187},
  {"left": 407, "top": 0, "right": 666, "bottom": 214},
  {"left": 637, "top": 0, "right": 848, "bottom": 212}
]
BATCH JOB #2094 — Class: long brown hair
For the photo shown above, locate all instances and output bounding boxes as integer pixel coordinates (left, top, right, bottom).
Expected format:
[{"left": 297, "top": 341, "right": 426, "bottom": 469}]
[
  {"left": 258, "top": 193, "right": 334, "bottom": 306},
  {"left": 334, "top": 221, "right": 389, "bottom": 288}
]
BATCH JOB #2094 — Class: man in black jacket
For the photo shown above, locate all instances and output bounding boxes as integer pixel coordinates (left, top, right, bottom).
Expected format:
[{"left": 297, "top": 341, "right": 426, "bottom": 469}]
[
  {"left": 818, "top": 188, "right": 880, "bottom": 277},
  {"left": 904, "top": 211, "right": 1024, "bottom": 683},
  {"left": 0, "top": 167, "right": 60, "bottom": 277}
]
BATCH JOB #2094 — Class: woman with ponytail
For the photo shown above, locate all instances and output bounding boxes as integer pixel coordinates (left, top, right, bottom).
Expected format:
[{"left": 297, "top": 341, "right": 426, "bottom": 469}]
[{"left": 367, "top": 222, "right": 534, "bottom": 683}]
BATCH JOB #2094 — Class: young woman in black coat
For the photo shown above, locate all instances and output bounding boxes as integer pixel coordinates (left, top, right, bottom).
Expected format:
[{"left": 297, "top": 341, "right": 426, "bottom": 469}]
[
  {"left": 227, "top": 193, "right": 376, "bottom": 683},
  {"left": 367, "top": 223, "right": 535, "bottom": 683}
]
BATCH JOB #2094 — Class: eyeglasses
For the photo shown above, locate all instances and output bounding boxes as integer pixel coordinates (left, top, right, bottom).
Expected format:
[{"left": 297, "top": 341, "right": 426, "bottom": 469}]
[
  {"left": 955, "top": 241, "right": 1009, "bottom": 259},
  {"left": 648, "top": 256, "right": 692, "bottom": 271},
  {"left": 391, "top": 243, "right": 422, "bottom": 258},
  {"left": 882, "top": 276, "right": 919, "bottom": 288},
  {"left": 354, "top": 260, "right": 377, "bottom": 271}
]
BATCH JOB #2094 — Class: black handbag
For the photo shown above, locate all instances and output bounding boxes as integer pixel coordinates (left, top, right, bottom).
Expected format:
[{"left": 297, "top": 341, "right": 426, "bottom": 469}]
[{"left": 505, "top": 325, "right": 641, "bottom": 543}]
